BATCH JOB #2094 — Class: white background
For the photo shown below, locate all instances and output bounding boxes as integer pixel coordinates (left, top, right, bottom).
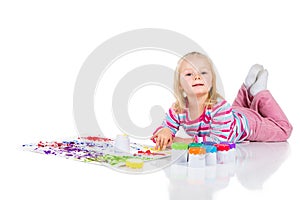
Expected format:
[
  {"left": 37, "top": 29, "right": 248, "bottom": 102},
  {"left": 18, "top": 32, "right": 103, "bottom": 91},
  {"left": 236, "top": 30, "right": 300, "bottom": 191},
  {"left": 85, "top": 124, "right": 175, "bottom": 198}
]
[{"left": 1, "top": 0, "right": 299, "bottom": 199}]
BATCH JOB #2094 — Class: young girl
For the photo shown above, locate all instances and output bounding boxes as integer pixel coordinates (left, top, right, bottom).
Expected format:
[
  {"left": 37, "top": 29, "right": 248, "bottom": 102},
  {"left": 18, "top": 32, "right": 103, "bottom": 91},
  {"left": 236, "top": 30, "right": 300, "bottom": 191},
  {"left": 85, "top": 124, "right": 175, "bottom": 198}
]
[{"left": 150, "top": 52, "right": 293, "bottom": 150}]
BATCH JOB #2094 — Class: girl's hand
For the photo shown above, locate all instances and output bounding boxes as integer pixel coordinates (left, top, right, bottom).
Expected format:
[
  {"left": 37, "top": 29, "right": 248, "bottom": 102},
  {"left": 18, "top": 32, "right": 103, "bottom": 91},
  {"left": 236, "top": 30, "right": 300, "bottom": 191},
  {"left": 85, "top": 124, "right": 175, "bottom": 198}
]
[{"left": 150, "top": 128, "right": 173, "bottom": 150}]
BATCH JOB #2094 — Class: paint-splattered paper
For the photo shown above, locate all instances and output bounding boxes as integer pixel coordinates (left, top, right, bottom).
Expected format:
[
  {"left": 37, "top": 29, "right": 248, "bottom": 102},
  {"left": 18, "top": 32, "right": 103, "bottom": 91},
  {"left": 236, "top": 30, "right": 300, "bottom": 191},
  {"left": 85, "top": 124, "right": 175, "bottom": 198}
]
[{"left": 21, "top": 136, "right": 171, "bottom": 168}]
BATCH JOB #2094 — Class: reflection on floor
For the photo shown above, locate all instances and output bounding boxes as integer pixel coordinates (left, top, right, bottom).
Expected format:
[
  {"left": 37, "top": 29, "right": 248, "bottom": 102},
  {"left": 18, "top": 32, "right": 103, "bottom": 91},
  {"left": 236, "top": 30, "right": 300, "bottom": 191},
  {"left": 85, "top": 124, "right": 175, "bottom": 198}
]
[{"left": 164, "top": 142, "right": 290, "bottom": 200}]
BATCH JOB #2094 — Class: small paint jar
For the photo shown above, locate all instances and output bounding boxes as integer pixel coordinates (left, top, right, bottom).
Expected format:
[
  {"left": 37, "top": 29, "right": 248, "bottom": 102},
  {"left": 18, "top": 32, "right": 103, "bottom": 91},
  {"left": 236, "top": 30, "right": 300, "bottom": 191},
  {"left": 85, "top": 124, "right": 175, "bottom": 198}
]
[
  {"left": 188, "top": 143, "right": 202, "bottom": 161},
  {"left": 230, "top": 143, "right": 236, "bottom": 163},
  {"left": 203, "top": 145, "right": 217, "bottom": 166},
  {"left": 171, "top": 142, "right": 188, "bottom": 164},
  {"left": 114, "top": 134, "right": 130, "bottom": 153},
  {"left": 188, "top": 147, "right": 206, "bottom": 168},
  {"left": 215, "top": 144, "right": 230, "bottom": 164},
  {"left": 125, "top": 158, "right": 144, "bottom": 169},
  {"left": 220, "top": 142, "right": 236, "bottom": 163}
]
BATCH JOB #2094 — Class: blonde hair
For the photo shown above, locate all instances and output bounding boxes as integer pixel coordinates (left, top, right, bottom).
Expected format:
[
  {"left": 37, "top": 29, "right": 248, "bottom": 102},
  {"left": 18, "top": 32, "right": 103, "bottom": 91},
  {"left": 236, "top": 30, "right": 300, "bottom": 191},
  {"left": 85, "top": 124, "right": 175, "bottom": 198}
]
[{"left": 173, "top": 52, "right": 223, "bottom": 113}]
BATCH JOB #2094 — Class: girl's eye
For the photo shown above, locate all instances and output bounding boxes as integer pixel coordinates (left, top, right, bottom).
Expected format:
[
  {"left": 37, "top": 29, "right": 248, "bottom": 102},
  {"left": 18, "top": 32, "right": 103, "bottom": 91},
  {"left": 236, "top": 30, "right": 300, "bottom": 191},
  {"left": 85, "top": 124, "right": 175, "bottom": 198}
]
[
  {"left": 185, "top": 73, "right": 192, "bottom": 76},
  {"left": 201, "top": 72, "right": 207, "bottom": 75}
]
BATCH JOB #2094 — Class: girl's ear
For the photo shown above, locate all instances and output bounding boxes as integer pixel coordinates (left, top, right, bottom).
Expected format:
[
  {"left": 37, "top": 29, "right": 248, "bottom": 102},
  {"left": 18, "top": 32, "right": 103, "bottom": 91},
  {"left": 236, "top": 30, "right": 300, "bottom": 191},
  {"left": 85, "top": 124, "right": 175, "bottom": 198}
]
[{"left": 178, "top": 83, "right": 183, "bottom": 91}]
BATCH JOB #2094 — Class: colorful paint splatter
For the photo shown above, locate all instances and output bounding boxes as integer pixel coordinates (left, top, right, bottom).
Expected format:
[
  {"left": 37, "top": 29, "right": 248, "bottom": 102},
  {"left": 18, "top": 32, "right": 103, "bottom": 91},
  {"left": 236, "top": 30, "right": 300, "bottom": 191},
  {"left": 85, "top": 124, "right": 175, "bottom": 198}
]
[{"left": 21, "top": 136, "right": 171, "bottom": 168}]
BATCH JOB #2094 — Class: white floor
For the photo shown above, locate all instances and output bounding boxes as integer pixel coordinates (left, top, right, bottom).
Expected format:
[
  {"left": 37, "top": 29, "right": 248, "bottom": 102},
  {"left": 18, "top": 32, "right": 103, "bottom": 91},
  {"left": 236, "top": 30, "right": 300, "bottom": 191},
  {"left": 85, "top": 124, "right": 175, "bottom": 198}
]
[{"left": 2, "top": 138, "right": 299, "bottom": 200}]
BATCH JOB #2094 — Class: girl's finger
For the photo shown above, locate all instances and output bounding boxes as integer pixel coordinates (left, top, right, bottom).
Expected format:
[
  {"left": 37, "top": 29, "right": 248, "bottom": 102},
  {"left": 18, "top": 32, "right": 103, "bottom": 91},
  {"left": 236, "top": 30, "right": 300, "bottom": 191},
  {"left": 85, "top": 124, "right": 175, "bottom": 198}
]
[
  {"left": 150, "top": 134, "right": 157, "bottom": 143},
  {"left": 159, "top": 137, "right": 165, "bottom": 150},
  {"left": 167, "top": 138, "right": 173, "bottom": 146},
  {"left": 155, "top": 136, "right": 161, "bottom": 150},
  {"left": 150, "top": 133, "right": 157, "bottom": 140},
  {"left": 161, "top": 138, "right": 168, "bottom": 150}
]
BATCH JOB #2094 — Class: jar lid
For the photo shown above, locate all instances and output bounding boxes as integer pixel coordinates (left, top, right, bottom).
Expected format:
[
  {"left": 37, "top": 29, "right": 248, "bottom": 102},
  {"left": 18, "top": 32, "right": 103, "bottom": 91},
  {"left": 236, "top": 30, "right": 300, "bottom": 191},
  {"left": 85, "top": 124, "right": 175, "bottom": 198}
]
[
  {"left": 202, "top": 141, "right": 216, "bottom": 146},
  {"left": 204, "top": 145, "right": 217, "bottom": 153},
  {"left": 188, "top": 142, "right": 202, "bottom": 148},
  {"left": 171, "top": 142, "right": 188, "bottom": 150},
  {"left": 220, "top": 141, "right": 236, "bottom": 149},
  {"left": 115, "top": 134, "right": 129, "bottom": 140},
  {"left": 214, "top": 144, "right": 230, "bottom": 151},
  {"left": 229, "top": 143, "right": 236, "bottom": 149},
  {"left": 189, "top": 147, "right": 206, "bottom": 155}
]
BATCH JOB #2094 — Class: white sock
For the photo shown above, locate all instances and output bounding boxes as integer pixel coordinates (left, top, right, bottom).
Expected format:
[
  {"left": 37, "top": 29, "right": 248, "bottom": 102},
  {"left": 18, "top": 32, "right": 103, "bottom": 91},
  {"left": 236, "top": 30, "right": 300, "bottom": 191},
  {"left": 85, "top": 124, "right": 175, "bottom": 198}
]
[
  {"left": 250, "top": 69, "right": 268, "bottom": 96},
  {"left": 244, "top": 64, "right": 264, "bottom": 89}
]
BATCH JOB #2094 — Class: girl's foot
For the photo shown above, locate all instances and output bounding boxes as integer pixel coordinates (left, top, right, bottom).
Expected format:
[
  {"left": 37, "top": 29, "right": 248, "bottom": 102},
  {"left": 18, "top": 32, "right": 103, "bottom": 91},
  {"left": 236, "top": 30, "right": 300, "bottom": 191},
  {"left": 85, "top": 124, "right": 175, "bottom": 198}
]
[
  {"left": 250, "top": 69, "right": 268, "bottom": 96},
  {"left": 244, "top": 64, "right": 264, "bottom": 89}
]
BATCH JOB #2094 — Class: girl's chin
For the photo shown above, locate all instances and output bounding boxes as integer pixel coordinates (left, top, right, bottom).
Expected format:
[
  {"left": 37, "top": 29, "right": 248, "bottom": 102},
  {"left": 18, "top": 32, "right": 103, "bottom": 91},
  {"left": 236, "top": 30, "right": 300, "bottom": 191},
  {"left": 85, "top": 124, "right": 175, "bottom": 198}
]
[{"left": 187, "top": 92, "right": 209, "bottom": 97}]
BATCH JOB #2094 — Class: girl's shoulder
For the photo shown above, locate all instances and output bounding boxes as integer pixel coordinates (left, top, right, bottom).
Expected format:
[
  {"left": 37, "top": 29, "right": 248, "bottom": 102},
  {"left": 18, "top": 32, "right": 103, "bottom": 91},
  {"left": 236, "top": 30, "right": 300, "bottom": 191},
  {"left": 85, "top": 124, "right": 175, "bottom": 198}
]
[{"left": 210, "top": 97, "right": 231, "bottom": 112}]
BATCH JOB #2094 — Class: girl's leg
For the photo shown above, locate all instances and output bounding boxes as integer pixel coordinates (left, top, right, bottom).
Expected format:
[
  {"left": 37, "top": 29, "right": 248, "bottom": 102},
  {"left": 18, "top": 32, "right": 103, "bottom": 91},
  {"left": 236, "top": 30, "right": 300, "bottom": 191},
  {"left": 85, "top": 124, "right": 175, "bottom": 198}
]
[
  {"left": 233, "top": 67, "right": 292, "bottom": 142},
  {"left": 232, "top": 84, "right": 252, "bottom": 108},
  {"left": 234, "top": 90, "right": 293, "bottom": 142},
  {"left": 249, "top": 90, "right": 292, "bottom": 141}
]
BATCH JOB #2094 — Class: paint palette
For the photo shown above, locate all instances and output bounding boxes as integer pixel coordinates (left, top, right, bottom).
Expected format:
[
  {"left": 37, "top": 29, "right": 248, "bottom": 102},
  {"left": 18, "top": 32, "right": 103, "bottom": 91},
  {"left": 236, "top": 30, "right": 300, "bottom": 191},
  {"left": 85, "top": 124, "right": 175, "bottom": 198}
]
[{"left": 21, "top": 136, "right": 171, "bottom": 169}]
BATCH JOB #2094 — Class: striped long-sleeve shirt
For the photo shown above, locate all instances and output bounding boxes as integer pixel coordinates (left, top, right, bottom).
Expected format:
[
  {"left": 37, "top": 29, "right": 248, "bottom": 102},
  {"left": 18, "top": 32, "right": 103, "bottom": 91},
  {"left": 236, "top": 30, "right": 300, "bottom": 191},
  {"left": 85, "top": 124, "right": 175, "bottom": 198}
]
[{"left": 154, "top": 98, "right": 250, "bottom": 143}]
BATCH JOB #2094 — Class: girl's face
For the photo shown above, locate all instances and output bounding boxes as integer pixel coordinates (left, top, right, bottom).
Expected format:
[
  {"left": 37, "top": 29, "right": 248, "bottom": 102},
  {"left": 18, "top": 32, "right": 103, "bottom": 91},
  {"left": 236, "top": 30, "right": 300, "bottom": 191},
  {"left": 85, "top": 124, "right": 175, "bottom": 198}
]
[{"left": 179, "top": 56, "right": 213, "bottom": 98}]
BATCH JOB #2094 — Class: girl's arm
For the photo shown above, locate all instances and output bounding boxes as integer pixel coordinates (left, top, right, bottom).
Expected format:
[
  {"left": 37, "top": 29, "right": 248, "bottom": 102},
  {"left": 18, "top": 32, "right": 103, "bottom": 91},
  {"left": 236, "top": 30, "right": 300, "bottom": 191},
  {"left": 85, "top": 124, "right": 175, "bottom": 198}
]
[
  {"left": 209, "top": 100, "right": 235, "bottom": 142},
  {"left": 151, "top": 106, "right": 181, "bottom": 150}
]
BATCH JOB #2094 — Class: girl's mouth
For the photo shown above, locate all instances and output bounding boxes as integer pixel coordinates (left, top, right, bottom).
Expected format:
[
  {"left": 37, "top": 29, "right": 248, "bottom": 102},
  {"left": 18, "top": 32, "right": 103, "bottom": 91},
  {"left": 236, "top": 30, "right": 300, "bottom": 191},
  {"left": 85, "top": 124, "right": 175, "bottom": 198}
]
[{"left": 192, "top": 83, "right": 204, "bottom": 87}]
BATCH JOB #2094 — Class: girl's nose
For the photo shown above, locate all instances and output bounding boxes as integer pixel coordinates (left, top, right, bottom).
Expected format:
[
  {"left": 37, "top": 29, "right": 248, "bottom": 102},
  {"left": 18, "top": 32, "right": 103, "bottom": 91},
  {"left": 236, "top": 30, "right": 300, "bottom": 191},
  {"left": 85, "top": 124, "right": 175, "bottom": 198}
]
[{"left": 194, "top": 74, "right": 201, "bottom": 80}]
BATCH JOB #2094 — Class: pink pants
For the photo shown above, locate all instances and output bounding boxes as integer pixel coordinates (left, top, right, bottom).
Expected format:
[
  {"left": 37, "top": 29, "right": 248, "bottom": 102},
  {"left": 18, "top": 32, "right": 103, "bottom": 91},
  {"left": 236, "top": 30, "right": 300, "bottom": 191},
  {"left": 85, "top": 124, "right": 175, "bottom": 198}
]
[{"left": 232, "top": 85, "right": 292, "bottom": 142}]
